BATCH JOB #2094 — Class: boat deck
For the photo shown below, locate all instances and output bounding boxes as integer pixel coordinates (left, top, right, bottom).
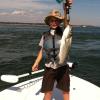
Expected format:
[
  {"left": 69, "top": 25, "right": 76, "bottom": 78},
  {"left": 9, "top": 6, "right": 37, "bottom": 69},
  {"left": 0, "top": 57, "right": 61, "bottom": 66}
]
[{"left": 0, "top": 75, "right": 100, "bottom": 100}]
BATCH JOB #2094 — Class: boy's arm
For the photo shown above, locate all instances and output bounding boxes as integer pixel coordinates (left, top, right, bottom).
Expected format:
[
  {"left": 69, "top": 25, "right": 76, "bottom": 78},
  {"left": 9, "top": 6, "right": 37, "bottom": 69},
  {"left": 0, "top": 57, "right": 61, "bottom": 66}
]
[{"left": 32, "top": 48, "right": 43, "bottom": 71}]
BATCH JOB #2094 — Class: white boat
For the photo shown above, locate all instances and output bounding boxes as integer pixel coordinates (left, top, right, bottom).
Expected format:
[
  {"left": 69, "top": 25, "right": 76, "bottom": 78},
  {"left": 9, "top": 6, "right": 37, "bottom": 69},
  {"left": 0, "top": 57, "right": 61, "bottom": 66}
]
[
  {"left": 0, "top": 72, "right": 100, "bottom": 100},
  {"left": 82, "top": 25, "right": 87, "bottom": 28}
]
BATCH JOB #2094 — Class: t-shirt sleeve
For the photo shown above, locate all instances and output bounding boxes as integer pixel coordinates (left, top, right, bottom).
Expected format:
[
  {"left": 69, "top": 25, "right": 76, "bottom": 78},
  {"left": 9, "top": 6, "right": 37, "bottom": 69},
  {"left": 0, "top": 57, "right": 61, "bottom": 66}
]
[{"left": 39, "top": 35, "right": 44, "bottom": 48}]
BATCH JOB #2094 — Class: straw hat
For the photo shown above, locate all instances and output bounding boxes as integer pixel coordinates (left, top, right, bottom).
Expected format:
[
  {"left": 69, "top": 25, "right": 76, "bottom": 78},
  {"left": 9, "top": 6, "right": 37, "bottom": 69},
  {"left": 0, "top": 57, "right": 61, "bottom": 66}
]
[{"left": 44, "top": 9, "right": 64, "bottom": 25}]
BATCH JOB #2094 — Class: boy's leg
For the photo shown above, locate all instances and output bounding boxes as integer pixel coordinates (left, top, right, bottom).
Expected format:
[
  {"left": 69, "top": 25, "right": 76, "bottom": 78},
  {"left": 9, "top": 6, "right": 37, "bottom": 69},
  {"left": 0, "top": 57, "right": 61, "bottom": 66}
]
[
  {"left": 44, "top": 91, "right": 52, "bottom": 100},
  {"left": 62, "top": 91, "right": 69, "bottom": 100}
]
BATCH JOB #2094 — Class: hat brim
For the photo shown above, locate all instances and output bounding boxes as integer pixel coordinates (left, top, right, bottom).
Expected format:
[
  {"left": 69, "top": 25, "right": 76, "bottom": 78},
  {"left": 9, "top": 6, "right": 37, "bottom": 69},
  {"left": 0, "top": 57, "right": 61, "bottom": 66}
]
[{"left": 44, "top": 16, "right": 64, "bottom": 25}]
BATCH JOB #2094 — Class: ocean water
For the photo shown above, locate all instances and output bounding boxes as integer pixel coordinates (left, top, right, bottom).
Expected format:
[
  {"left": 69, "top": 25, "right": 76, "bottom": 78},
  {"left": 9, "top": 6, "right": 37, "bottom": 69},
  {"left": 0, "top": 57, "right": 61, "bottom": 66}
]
[{"left": 0, "top": 23, "right": 100, "bottom": 91}]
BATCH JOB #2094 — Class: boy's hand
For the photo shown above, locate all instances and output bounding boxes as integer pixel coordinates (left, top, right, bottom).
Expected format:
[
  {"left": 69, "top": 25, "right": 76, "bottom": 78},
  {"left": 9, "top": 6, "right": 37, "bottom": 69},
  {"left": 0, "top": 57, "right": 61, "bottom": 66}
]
[
  {"left": 68, "top": 0, "right": 72, "bottom": 5},
  {"left": 32, "top": 64, "right": 39, "bottom": 71}
]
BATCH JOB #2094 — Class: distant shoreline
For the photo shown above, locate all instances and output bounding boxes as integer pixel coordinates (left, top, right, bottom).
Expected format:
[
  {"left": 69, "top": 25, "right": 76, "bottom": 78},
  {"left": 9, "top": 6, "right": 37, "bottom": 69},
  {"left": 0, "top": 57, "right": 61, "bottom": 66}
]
[
  {"left": 0, "top": 22, "right": 99, "bottom": 27},
  {"left": 0, "top": 22, "right": 45, "bottom": 25}
]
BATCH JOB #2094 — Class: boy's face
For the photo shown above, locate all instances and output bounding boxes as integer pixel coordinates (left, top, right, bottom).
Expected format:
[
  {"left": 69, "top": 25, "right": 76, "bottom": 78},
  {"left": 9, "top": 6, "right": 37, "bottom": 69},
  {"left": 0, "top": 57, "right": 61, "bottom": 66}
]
[{"left": 49, "top": 17, "right": 60, "bottom": 29}]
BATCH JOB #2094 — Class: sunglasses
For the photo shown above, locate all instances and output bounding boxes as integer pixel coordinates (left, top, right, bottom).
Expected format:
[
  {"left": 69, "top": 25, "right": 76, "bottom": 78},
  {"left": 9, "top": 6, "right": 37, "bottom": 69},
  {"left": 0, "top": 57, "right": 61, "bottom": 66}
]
[{"left": 49, "top": 19, "right": 59, "bottom": 22}]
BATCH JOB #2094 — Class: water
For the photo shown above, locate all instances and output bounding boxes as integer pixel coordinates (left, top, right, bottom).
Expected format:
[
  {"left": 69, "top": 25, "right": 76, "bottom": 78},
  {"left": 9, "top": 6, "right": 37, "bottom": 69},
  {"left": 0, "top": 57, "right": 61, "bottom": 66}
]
[{"left": 0, "top": 23, "right": 100, "bottom": 91}]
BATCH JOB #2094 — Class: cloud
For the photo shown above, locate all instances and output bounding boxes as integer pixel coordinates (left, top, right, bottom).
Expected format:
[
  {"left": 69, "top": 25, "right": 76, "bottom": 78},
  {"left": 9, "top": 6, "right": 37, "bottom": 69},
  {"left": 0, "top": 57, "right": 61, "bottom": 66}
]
[
  {"left": 0, "top": 0, "right": 62, "bottom": 23},
  {"left": 11, "top": 10, "right": 26, "bottom": 15},
  {"left": 0, "top": 10, "right": 27, "bottom": 15},
  {"left": 0, "top": 12, "right": 8, "bottom": 15},
  {"left": 0, "top": 0, "right": 61, "bottom": 11}
]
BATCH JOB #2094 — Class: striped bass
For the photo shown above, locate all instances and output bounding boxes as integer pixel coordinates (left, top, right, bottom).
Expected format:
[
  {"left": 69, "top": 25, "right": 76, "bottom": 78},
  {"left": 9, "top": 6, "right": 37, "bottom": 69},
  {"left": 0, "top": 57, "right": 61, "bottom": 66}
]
[{"left": 58, "top": 25, "right": 72, "bottom": 64}]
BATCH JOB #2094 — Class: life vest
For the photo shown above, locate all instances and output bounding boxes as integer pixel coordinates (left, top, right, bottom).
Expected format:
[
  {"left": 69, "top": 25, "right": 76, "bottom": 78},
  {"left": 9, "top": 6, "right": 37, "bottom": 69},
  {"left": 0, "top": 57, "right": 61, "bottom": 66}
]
[{"left": 41, "top": 27, "right": 66, "bottom": 69}]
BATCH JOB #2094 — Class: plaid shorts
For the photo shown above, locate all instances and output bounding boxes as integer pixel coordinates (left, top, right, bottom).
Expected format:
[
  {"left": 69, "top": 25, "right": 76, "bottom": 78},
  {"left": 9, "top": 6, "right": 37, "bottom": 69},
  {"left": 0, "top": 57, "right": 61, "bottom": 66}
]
[{"left": 41, "top": 65, "right": 70, "bottom": 93}]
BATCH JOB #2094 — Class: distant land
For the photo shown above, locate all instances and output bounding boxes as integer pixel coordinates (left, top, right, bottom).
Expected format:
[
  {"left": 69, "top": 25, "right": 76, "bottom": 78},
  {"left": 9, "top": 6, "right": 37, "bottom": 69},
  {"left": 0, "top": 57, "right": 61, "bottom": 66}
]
[
  {"left": 0, "top": 22, "right": 45, "bottom": 25},
  {"left": 0, "top": 22, "right": 99, "bottom": 28}
]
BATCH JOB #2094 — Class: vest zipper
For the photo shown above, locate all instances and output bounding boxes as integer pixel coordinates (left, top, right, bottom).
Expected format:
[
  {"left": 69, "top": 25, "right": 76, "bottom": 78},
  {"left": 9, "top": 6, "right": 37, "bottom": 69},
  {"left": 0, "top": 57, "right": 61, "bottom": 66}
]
[{"left": 52, "top": 35, "right": 56, "bottom": 61}]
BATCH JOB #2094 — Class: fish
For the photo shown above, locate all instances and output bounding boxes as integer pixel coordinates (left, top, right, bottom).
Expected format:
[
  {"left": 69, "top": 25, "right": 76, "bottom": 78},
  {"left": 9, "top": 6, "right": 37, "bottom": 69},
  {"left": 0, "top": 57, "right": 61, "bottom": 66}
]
[{"left": 58, "top": 25, "right": 72, "bottom": 65}]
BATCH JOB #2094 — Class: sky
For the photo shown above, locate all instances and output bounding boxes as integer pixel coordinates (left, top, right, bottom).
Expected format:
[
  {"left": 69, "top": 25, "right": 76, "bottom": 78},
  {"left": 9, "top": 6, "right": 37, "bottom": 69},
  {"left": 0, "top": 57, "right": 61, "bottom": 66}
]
[{"left": 0, "top": 0, "right": 100, "bottom": 26}]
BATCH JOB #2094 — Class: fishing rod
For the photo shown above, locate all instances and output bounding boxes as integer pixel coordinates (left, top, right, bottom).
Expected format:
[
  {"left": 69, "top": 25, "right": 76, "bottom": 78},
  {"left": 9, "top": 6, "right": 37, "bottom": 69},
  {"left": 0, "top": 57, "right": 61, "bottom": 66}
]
[{"left": 63, "top": 0, "right": 72, "bottom": 27}]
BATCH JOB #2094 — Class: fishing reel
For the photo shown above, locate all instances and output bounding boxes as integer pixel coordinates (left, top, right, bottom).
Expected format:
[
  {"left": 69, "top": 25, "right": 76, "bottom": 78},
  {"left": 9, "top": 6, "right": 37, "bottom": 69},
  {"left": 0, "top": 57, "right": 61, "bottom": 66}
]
[
  {"left": 63, "top": 0, "right": 72, "bottom": 26},
  {"left": 64, "top": 1, "right": 72, "bottom": 14}
]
